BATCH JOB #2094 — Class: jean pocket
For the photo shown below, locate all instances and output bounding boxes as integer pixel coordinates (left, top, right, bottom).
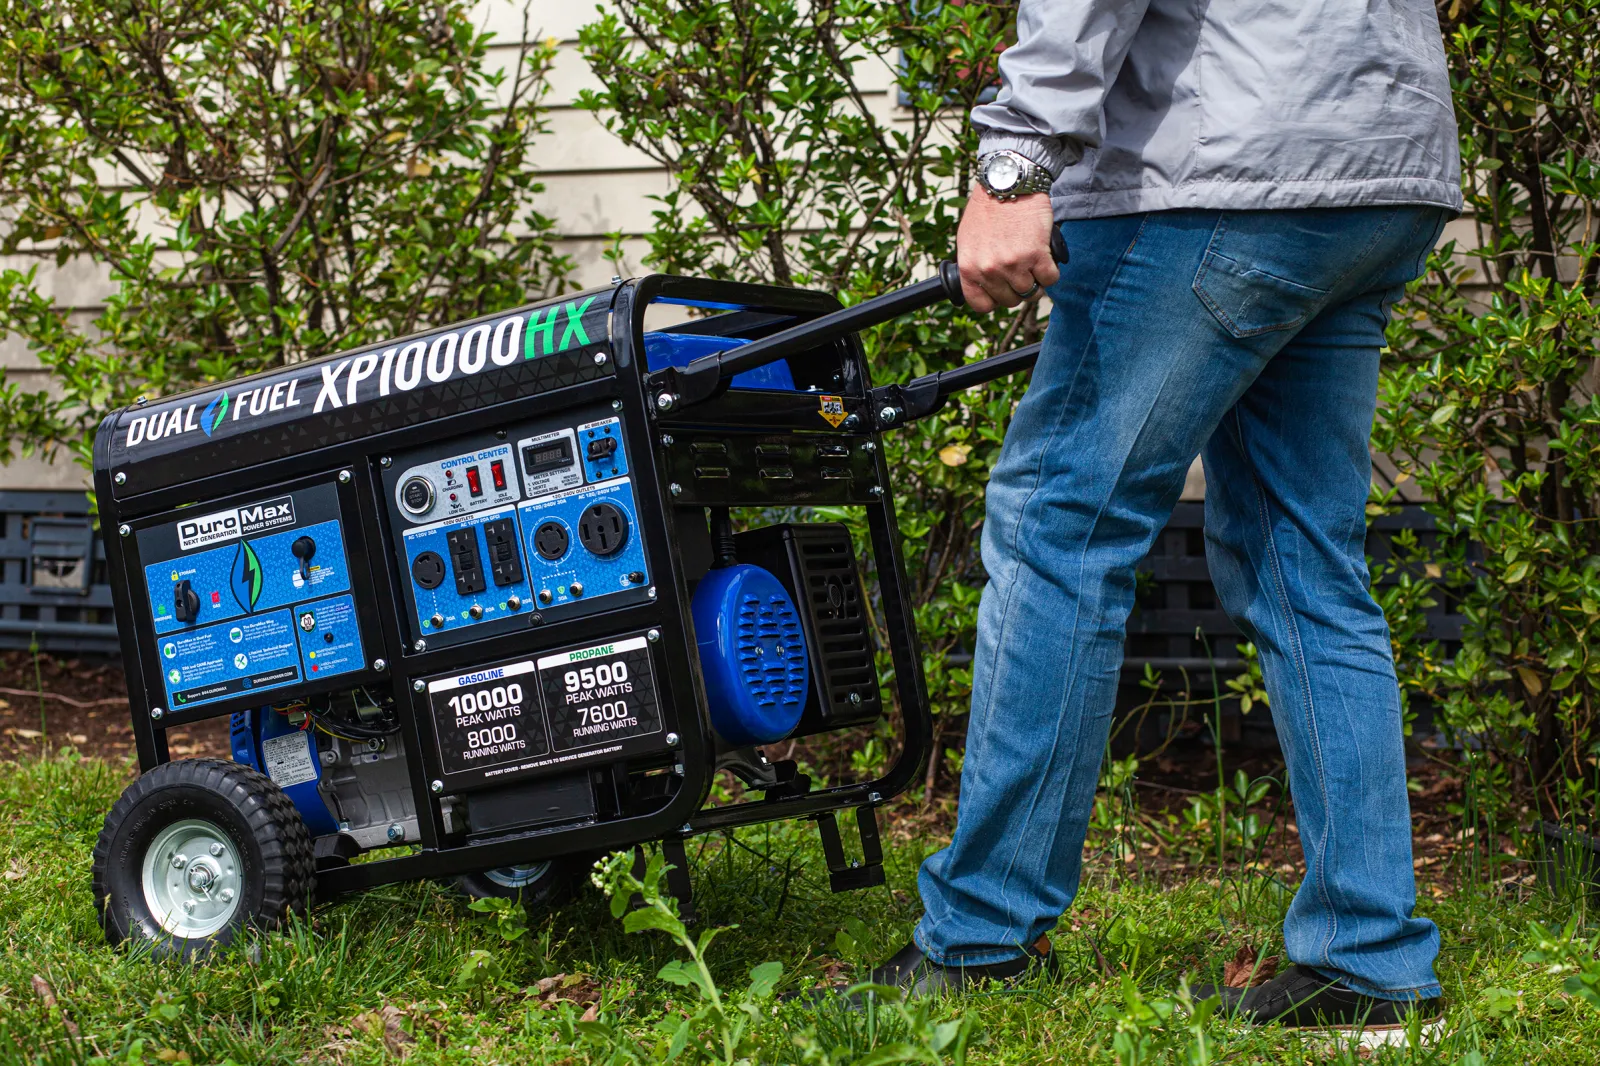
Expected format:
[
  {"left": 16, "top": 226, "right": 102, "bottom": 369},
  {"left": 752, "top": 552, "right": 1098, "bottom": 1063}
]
[{"left": 1193, "top": 249, "right": 1331, "bottom": 339}]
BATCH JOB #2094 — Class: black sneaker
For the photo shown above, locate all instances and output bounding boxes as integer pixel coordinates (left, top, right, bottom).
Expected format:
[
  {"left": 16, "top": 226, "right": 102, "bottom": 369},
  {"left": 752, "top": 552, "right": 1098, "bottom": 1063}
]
[
  {"left": 800, "top": 937, "right": 1058, "bottom": 1004},
  {"left": 1194, "top": 963, "right": 1443, "bottom": 1047}
]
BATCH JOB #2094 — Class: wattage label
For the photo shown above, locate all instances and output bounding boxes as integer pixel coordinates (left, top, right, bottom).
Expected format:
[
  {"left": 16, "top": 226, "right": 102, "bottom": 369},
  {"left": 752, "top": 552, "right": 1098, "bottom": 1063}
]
[
  {"left": 536, "top": 636, "right": 662, "bottom": 752},
  {"left": 427, "top": 660, "right": 549, "bottom": 779}
]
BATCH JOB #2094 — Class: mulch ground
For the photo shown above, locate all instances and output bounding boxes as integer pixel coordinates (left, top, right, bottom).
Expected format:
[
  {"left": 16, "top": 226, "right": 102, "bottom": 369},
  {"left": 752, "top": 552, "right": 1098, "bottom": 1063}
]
[{"left": 1, "top": 651, "right": 1511, "bottom": 894}]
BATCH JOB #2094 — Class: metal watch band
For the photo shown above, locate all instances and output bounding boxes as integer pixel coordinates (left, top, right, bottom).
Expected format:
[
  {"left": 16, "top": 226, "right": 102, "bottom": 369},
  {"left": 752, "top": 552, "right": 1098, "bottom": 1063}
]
[{"left": 977, "top": 150, "right": 1055, "bottom": 201}]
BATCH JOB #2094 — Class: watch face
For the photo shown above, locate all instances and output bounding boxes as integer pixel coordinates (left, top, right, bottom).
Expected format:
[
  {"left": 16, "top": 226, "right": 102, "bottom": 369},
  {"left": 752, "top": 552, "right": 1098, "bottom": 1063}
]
[{"left": 985, "top": 154, "right": 1022, "bottom": 192}]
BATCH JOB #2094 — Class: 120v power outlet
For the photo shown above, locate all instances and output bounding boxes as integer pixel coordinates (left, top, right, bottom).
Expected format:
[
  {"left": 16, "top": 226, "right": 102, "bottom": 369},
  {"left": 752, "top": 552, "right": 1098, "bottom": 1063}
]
[
  {"left": 533, "top": 521, "right": 570, "bottom": 561},
  {"left": 577, "top": 503, "right": 628, "bottom": 557}
]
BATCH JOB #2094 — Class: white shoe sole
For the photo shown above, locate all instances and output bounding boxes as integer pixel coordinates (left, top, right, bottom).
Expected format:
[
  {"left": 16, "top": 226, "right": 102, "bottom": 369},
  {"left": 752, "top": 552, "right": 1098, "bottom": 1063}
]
[{"left": 1309, "top": 1017, "right": 1446, "bottom": 1049}]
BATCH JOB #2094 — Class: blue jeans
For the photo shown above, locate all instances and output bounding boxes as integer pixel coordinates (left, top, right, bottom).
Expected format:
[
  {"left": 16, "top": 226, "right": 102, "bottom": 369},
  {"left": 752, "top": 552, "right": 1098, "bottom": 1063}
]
[{"left": 915, "top": 206, "right": 1449, "bottom": 1000}]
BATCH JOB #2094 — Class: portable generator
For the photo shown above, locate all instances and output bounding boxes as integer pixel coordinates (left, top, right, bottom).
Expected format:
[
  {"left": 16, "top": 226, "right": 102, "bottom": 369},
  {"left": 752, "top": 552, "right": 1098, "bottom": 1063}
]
[{"left": 87, "top": 259, "right": 1050, "bottom": 957}]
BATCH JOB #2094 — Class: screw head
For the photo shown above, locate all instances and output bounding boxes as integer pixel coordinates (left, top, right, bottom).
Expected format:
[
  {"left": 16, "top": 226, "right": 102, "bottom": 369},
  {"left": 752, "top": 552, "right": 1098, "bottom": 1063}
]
[
  {"left": 430, "top": 780, "right": 444, "bottom": 794},
  {"left": 380, "top": 456, "right": 393, "bottom": 468},
  {"left": 869, "top": 485, "right": 884, "bottom": 497},
  {"left": 848, "top": 691, "right": 863, "bottom": 706},
  {"left": 647, "top": 628, "right": 661, "bottom": 643},
  {"left": 647, "top": 586, "right": 657, "bottom": 600},
  {"left": 656, "top": 392, "right": 677, "bottom": 411},
  {"left": 413, "top": 639, "right": 427, "bottom": 652},
  {"left": 861, "top": 440, "right": 877, "bottom": 453},
  {"left": 611, "top": 274, "right": 623, "bottom": 284},
  {"left": 150, "top": 706, "right": 165, "bottom": 721},
  {"left": 611, "top": 398, "right": 623, "bottom": 411},
  {"left": 666, "top": 732, "right": 680, "bottom": 747},
  {"left": 878, "top": 406, "right": 900, "bottom": 424},
  {"left": 372, "top": 658, "right": 387, "bottom": 672},
  {"left": 841, "top": 414, "right": 860, "bottom": 430},
  {"left": 171, "top": 854, "right": 188, "bottom": 869},
  {"left": 595, "top": 352, "right": 609, "bottom": 366},
  {"left": 183, "top": 899, "right": 197, "bottom": 913},
  {"left": 118, "top": 524, "right": 131, "bottom": 537},
  {"left": 210, "top": 842, "right": 224, "bottom": 857},
  {"left": 220, "top": 887, "right": 235, "bottom": 902},
  {"left": 114, "top": 471, "right": 126, "bottom": 485},
  {"left": 660, "top": 433, "right": 674, "bottom": 446},
  {"left": 386, "top": 823, "right": 405, "bottom": 842},
  {"left": 669, "top": 483, "right": 683, "bottom": 497},
  {"left": 338, "top": 469, "right": 352, "bottom": 484},
  {"left": 412, "top": 679, "right": 426, "bottom": 692}
]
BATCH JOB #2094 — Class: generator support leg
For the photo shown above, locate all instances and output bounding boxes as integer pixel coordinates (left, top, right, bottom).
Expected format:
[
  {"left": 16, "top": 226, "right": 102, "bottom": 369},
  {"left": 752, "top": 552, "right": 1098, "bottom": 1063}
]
[
  {"left": 816, "top": 804, "right": 886, "bottom": 893},
  {"left": 662, "top": 837, "right": 696, "bottom": 923}
]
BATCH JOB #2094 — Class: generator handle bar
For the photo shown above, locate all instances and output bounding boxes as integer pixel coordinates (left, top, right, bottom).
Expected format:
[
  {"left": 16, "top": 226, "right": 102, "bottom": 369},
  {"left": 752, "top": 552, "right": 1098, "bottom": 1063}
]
[
  {"left": 649, "top": 261, "right": 966, "bottom": 411},
  {"left": 870, "top": 341, "right": 1043, "bottom": 429}
]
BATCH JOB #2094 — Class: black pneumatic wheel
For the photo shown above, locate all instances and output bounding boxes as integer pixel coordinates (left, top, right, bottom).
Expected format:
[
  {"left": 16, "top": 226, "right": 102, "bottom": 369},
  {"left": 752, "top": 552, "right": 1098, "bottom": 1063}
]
[
  {"left": 457, "top": 855, "right": 592, "bottom": 914},
  {"left": 92, "top": 759, "right": 314, "bottom": 960}
]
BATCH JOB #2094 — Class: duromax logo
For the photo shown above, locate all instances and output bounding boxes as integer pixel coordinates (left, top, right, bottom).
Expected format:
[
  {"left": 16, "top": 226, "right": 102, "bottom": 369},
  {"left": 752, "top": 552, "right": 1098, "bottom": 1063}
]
[{"left": 200, "top": 391, "right": 230, "bottom": 437}]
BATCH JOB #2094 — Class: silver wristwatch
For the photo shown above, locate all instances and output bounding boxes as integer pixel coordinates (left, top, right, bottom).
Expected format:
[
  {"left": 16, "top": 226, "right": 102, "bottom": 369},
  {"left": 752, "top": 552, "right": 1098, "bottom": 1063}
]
[{"left": 976, "top": 150, "right": 1054, "bottom": 201}]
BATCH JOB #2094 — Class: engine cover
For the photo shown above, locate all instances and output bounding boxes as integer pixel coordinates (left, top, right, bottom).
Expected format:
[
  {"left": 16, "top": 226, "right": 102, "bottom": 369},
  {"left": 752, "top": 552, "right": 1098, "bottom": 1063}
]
[{"left": 691, "top": 564, "right": 809, "bottom": 745}]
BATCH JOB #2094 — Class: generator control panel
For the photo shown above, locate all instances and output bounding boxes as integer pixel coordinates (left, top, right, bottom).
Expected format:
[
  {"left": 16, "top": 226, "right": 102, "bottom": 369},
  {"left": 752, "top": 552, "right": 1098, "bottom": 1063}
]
[
  {"left": 384, "top": 406, "right": 652, "bottom": 650},
  {"left": 134, "top": 480, "right": 368, "bottom": 712}
]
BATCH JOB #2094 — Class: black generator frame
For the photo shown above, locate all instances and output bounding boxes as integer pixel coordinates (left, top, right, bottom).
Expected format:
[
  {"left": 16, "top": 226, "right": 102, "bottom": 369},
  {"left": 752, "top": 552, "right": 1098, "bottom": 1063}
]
[{"left": 91, "top": 272, "right": 964, "bottom": 900}]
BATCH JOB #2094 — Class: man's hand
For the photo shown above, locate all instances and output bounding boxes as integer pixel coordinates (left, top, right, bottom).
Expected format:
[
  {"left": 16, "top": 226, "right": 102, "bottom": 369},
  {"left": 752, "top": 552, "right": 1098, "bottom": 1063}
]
[{"left": 957, "top": 186, "right": 1060, "bottom": 313}]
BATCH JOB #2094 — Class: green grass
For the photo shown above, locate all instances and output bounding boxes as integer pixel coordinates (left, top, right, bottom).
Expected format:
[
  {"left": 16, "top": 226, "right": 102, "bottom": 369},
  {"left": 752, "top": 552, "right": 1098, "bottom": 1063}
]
[{"left": 0, "top": 751, "right": 1595, "bottom": 1064}]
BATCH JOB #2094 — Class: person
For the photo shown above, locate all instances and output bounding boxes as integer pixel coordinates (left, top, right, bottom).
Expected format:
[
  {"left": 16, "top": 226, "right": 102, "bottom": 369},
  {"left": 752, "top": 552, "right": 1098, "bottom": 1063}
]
[{"left": 864, "top": 0, "right": 1461, "bottom": 1043}]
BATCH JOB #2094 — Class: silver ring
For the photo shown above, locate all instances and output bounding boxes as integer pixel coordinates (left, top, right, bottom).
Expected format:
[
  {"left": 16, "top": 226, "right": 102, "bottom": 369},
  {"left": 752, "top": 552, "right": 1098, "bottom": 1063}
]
[{"left": 1014, "top": 281, "right": 1040, "bottom": 299}]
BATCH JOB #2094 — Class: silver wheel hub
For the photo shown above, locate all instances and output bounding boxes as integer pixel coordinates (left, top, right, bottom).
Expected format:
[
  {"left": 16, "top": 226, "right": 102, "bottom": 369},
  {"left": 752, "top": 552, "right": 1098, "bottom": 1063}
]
[
  {"left": 484, "top": 862, "right": 551, "bottom": 890},
  {"left": 141, "top": 819, "right": 243, "bottom": 939}
]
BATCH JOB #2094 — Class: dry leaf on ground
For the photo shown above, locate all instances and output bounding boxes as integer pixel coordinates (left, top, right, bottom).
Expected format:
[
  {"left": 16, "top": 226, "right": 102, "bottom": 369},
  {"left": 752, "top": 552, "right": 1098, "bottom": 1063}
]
[{"left": 1221, "top": 945, "right": 1279, "bottom": 988}]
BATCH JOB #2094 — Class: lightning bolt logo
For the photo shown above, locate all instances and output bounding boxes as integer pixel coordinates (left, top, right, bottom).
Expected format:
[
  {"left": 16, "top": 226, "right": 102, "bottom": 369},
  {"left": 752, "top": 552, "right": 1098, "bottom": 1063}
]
[
  {"left": 200, "top": 391, "right": 229, "bottom": 437},
  {"left": 230, "top": 540, "right": 263, "bottom": 612}
]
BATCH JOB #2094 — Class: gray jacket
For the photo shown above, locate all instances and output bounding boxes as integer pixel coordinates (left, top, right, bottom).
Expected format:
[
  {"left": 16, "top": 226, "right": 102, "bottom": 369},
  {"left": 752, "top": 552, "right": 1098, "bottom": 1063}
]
[{"left": 975, "top": 0, "right": 1463, "bottom": 218}]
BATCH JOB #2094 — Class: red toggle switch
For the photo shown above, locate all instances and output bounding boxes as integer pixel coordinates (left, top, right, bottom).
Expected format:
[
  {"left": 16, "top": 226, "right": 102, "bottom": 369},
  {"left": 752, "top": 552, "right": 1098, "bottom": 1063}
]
[
  {"left": 490, "top": 459, "right": 507, "bottom": 491},
  {"left": 465, "top": 465, "right": 484, "bottom": 497}
]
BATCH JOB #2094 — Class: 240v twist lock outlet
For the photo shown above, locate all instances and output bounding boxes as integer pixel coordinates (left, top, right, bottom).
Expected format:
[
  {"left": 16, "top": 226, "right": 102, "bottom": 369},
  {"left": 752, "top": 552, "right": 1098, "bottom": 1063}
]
[
  {"left": 534, "top": 521, "right": 569, "bottom": 561},
  {"left": 577, "top": 503, "right": 628, "bottom": 557}
]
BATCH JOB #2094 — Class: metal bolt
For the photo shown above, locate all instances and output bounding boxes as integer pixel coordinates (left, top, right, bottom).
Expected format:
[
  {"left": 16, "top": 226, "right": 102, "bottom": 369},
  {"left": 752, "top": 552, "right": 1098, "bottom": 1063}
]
[
  {"left": 656, "top": 392, "right": 677, "bottom": 411},
  {"left": 674, "top": 763, "right": 685, "bottom": 775},
  {"left": 869, "top": 791, "right": 882, "bottom": 804},
  {"left": 841, "top": 414, "right": 860, "bottom": 430},
  {"left": 413, "top": 679, "right": 426, "bottom": 692},
  {"left": 680, "top": 823, "right": 693, "bottom": 835},
  {"left": 611, "top": 275, "right": 623, "bottom": 285},
  {"left": 861, "top": 440, "right": 877, "bottom": 453},
  {"left": 372, "top": 658, "right": 387, "bottom": 672},
  {"left": 669, "top": 483, "right": 682, "bottom": 497},
  {"left": 338, "top": 469, "right": 352, "bottom": 484},
  {"left": 150, "top": 707, "right": 165, "bottom": 721},
  {"left": 848, "top": 691, "right": 863, "bottom": 706},
  {"left": 136, "top": 395, "right": 148, "bottom": 406},
  {"left": 660, "top": 433, "right": 674, "bottom": 446},
  {"left": 114, "top": 471, "right": 127, "bottom": 485},
  {"left": 220, "top": 888, "right": 235, "bottom": 902},
  {"left": 529, "top": 612, "right": 545, "bottom": 626},
  {"left": 611, "top": 398, "right": 623, "bottom": 411},
  {"left": 594, "top": 352, "right": 609, "bottom": 366},
  {"left": 413, "top": 639, "right": 427, "bottom": 652},
  {"left": 171, "top": 854, "right": 188, "bottom": 869},
  {"left": 879, "top": 406, "right": 900, "bottom": 424},
  {"left": 187, "top": 865, "right": 214, "bottom": 891},
  {"left": 380, "top": 456, "right": 393, "bottom": 468},
  {"left": 430, "top": 780, "right": 444, "bottom": 794},
  {"left": 183, "top": 899, "right": 198, "bottom": 913},
  {"left": 647, "top": 628, "right": 661, "bottom": 643},
  {"left": 647, "top": 586, "right": 657, "bottom": 600},
  {"left": 665, "top": 731, "right": 680, "bottom": 746},
  {"left": 118, "top": 524, "right": 131, "bottom": 537},
  {"left": 386, "top": 823, "right": 405, "bottom": 842},
  {"left": 869, "top": 485, "right": 884, "bottom": 497},
  {"left": 210, "top": 842, "right": 224, "bottom": 857}
]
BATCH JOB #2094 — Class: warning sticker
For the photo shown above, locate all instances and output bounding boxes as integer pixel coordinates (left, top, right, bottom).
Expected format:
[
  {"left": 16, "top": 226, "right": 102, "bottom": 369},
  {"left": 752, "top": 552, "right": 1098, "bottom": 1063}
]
[
  {"left": 818, "top": 394, "right": 847, "bottom": 428},
  {"left": 262, "top": 731, "right": 318, "bottom": 789}
]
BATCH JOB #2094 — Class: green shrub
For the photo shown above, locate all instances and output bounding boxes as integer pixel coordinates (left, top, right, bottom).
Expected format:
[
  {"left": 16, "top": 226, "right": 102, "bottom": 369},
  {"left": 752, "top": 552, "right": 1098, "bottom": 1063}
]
[
  {"left": 0, "top": 0, "right": 574, "bottom": 469},
  {"left": 1376, "top": 0, "right": 1600, "bottom": 824}
]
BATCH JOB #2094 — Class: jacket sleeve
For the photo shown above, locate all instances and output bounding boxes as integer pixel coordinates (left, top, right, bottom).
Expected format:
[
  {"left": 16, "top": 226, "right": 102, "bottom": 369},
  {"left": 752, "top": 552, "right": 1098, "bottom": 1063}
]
[{"left": 972, "top": 0, "right": 1153, "bottom": 177}]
